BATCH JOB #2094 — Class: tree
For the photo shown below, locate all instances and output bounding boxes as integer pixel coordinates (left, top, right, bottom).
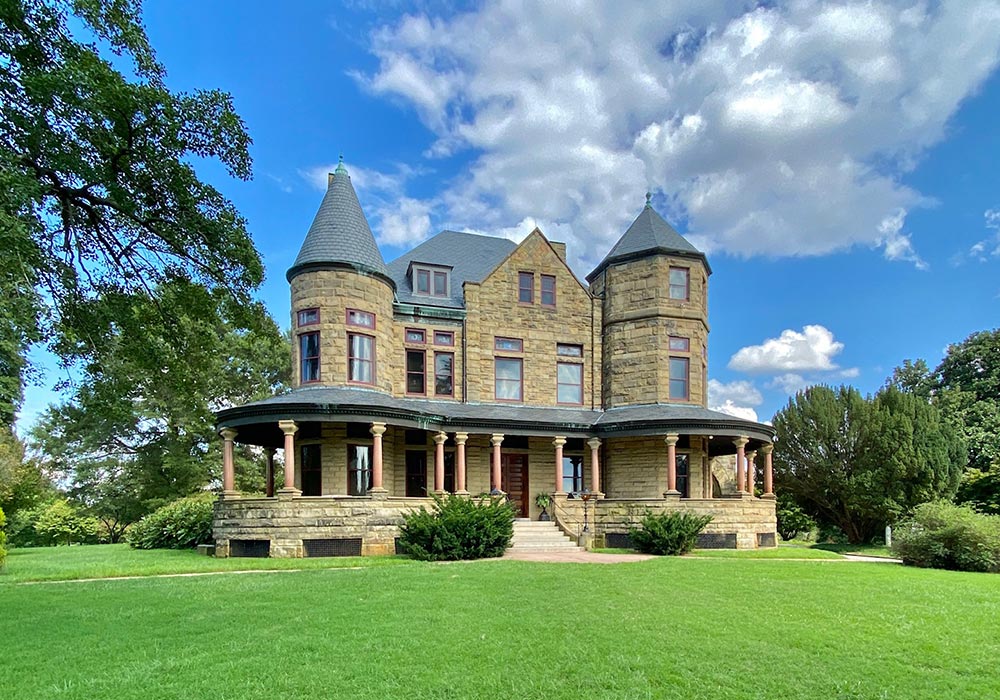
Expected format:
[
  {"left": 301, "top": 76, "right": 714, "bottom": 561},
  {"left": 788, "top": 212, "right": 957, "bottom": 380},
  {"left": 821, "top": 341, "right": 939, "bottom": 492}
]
[
  {"left": 0, "top": 426, "right": 53, "bottom": 516},
  {"left": 774, "top": 385, "right": 964, "bottom": 544},
  {"left": 30, "top": 279, "right": 290, "bottom": 513},
  {"left": 1, "top": 0, "right": 262, "bottom": 426}
]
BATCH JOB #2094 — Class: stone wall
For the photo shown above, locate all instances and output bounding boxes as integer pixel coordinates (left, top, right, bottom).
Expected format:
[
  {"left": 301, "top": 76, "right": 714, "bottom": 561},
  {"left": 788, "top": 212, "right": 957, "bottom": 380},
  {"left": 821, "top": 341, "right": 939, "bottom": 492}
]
[
  {"left": 554, "top": 495, "right": 777, "bottom": 550},
  {"left": 594, "top": 255, "right": 710, "bottom": 408},
  {"left": 290, "top": 270, "right": 395, "bottom": 393},
  {"left": 464, "top": 230, "right": 602, "bottom": 407}
]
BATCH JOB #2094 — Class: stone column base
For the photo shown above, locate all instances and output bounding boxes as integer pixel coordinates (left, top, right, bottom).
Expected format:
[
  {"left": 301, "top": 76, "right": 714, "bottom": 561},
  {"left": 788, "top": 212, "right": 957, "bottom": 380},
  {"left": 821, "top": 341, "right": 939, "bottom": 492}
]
[
  {"left": 454, "top": 489, "right": 471, "bottom": 496},
  {"left": 367, "top": 486, "right": 389, "bottom": 500},
  {"left": 578, "top": 532, "right": 594, "bottom": 550},
  {"left": 220, "top": 490, "right": 241, "bottom": 500},
  {"left": 277, "top": 487, "right": 301, "bottom": 501},
  {"left": 760, "top": 493, "right": 776, "bottom": 500},
  {"left": 662, "top": 490, "right": 682, "bottom": 499}
]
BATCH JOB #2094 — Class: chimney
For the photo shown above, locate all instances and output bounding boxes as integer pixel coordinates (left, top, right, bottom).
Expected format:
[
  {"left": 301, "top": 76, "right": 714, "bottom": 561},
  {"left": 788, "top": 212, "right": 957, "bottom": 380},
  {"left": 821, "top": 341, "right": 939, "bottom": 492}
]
[{"left": 551, "top": 241, "right": 567, "bottom": 262}]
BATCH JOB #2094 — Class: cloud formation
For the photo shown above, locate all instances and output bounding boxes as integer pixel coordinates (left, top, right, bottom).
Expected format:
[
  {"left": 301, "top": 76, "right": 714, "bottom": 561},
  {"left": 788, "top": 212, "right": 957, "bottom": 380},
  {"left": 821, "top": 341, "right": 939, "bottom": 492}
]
[
  {"left": 352, "top": 1, "right": 1000, "bottom": 271},
  {"left": 728, "top": 325, "right": 845, "bottom": 373},
  {"left": 708, "top": 378, "right": 763, "bottom": 421}
]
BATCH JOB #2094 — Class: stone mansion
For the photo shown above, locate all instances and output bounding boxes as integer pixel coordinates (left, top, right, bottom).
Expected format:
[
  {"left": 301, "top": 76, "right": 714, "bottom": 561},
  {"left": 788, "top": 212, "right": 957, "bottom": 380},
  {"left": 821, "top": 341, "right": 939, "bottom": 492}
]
[{"left": 213, "top": 160, "right": 776, "bottom": 557}]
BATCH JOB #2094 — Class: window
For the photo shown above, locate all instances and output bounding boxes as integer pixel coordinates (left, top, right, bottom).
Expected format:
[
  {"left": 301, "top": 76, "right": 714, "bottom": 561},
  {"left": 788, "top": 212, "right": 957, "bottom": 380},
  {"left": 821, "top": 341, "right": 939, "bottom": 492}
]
[
  {"left": 669, "top": 356, "right": 689, "bottom": 400},
  {"left": 413, "top": 265, "right": 450, "bottom": 297},
  {"left": 300, "top": 444, "right": 322, "bottom": 496},
  {"left": 406, "top": 350, "right": 426, "bottom": 394},
  {"left": 562, "top": 455, "right": 584, "bottom": 493},
  {"left": 348, "top": 333, "right": 374, "bottom": 384},
  {"left": 297, "top": 308, "right": 319, "bottom": 326},
  {"left": 433, "top": 330, "right": 454, "bottom": 346},
  {"left": 405, "top": 328, "right": 426, "bottom": 344},
  {"left": 416, "top": 269, "right": 430, "bottom": 294},
  {"left": 495, "top": 337, "right": 523, "bottom": 352},
  {"left": 435, "top": 352, "right": 454, "bottom": 396},
  {"left": 299, "top": 332, "right": 320, "bottom": 383},
  {"left": 433, "top": 270, "right": 448, "bottom": 296},
  {"left": 518, "top": 272, "right": 534, "bottom": 303},
  {"left": 347, "top": 445, "right": 372, "bottom": 496},
  {"left": 495, "top": 357, "right": 523, "bottom": 401},
  {"left": 541, "top": 274, "right": 556, "bottom": 306},
  {"left": 669, "top": 336, "right": 690, "bottom": 351},
  {"left": 676, "top": 453, "right": 690, "bottom": 498},
  {"left": 557, "top": 343, "right": 583, "bottom": 357},
  {"left": 557, "top": 362, "right": 583, "bottom": 404},
  {"left": 346, "top": 309, "right": 375, "bottom": 329},
  {"left": 669, "top": 267, "right": 689, "bottom": 301}
]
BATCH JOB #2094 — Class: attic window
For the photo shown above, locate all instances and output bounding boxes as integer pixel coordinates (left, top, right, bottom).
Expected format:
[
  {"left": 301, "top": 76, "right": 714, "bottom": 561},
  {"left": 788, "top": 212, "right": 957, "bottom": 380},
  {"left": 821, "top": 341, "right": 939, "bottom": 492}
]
[{"left": 412, "top": 264, "right": 450, "bottom": 298}]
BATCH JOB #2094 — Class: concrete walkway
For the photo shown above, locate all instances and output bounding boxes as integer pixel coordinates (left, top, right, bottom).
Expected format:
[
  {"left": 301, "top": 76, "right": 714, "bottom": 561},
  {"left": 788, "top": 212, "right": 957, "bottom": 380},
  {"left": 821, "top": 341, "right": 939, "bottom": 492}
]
[{"left": 502, "top": 550, "right": 654, "bottom": 564}]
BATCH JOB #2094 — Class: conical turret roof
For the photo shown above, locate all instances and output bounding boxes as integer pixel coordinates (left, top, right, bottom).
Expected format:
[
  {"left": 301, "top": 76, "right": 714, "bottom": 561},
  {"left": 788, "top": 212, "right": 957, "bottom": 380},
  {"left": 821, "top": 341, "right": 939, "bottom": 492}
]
[
  {"left": 286, "top": 159, "right": 394, "bottom": 287},
  {"left": 587, "top": 195, "right": 710, "bottom": 281}
]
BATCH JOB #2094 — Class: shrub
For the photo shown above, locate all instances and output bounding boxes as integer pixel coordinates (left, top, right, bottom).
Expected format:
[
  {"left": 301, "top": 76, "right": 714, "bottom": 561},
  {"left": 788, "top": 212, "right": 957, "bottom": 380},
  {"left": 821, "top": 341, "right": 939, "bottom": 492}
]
[
  {"left": 776, "top": 493, "right": 816, "bottom": 541},
  {"left": 398, "top": 494, "right": 515, "bottom": 561},
  {"left": 10, "top": 499, "right": 102, "bottom": 547},
  {"left": 892, "top": 501, "right": 1000, "bottom": 573},
  {"left": 126, "top": 494, "right": 216, "bottom": 550},
  {"left": 629, "top": 511, "right": 713, "bottom": 555},
  {"left": 0, "top": 506, "right": 7, "bottom": 569}
]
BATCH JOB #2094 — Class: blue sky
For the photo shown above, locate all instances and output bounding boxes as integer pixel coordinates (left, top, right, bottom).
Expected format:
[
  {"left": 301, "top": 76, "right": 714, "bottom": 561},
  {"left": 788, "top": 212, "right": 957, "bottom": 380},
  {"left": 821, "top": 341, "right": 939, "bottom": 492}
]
[{"left": 17, "top": 0, "right": 1000, "bottom": 430}]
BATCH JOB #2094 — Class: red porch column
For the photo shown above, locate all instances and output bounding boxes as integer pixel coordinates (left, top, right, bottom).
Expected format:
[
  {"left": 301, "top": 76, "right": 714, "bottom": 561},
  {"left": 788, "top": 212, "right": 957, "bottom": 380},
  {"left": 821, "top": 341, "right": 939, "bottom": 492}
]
[
  {"left": 587, "top": 438, "right": 602, "bottom": 497},
  {"left": 454, "top": 432, "right": 469, "bottom": 494},
  {"left": 490, "top": 433, "right": 504, "bottom": 492},
  {"left": 369, "top": 422, "right": 387, "bottom": 495},
  {"left": 278, "top": 420, "right": 300, "bottom": 496},
  {"left": 220, "top": 428, "right": 238, "bottom": 497},
  {"left": 265, "top": 447, "right": 276, "bottom": 497},
  {"left": 733, "top": 436, "right": 749, "bottom": 493},
  {"left": 553, "top": 436, "right": 566, "bottom": 495},
  {"left": 746, "top": 450, "right": 757, "bottom": 496},
  {"left": 762, "top": 444, "right": 775, "bottom": 498},
  {"left": 664, "top": 433, "right": 680, "bottom": 497},
  {"left": 433, "top": 431, "right": 447, "bottom": 494}
]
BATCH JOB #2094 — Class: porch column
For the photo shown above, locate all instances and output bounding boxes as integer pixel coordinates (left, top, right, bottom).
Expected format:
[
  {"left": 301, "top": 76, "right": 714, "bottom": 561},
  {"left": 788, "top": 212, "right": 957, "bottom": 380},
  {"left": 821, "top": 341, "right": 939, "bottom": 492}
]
[
  {"left": 733, "top": 436, "right": 749, "bottom": 493},
  {"left": 746, "top": 450, "right": 758, "bottom": 496},
  {"left": 588, "top": 438, "right": 602, "bottom": 497},
  {"left": 220, "top": 428, "right": 238, "bottom": 497},
  {"left": 433, "top": 431, "right": 447, "bottom": 494},
  {"left": 278, "top": 420, "right": 300, "bottom": 496},
  {"left": 490, "top": 433, "right": 504, "bottom": 492},
  {"left": 265, "top": 447, "right": 276, "bottom": 497},
  {"left": 762, "top": 444, "right": 775, "bottom": 498},
  {"left": 369, "top": 422, "right": 387, "bottom": 496},
  {"left": 454, "top": 432, "right": 469, "bottom": 494},
  {"left": 553, "top": 436, "right": 566, "bottom": 495},
  {"left": 664, "top": 433, "right": 680, "bottom": 497}
]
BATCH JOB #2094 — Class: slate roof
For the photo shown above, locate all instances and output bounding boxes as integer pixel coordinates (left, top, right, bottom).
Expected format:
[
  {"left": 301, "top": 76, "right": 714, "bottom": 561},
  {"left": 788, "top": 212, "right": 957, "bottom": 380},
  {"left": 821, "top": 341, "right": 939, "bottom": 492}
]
[
  {"left": 587, "top": 201, "right": 710, "bottom": 281},
  {"left": 286, "top": 164, "right": 392, "bottom": 284},
  {"left": 217, "top": 386, "right": 774, "bottom": 442},
  {"left": 387, "top": 230, "right": 517, "bottom": 308}
]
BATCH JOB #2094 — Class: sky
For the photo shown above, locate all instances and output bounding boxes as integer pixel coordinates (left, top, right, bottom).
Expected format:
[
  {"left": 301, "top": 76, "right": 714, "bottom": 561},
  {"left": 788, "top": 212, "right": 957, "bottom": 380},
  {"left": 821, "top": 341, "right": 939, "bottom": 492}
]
[{"left": 16, "top": 0, "right": 1000, "bottom": 430}]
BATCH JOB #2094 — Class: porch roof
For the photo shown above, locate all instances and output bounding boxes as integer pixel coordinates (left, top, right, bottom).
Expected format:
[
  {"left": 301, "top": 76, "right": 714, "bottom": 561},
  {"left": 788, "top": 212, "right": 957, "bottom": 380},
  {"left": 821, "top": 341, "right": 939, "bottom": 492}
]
[{"left": 217, "top": 386, "right": 774, "bottom": 447}]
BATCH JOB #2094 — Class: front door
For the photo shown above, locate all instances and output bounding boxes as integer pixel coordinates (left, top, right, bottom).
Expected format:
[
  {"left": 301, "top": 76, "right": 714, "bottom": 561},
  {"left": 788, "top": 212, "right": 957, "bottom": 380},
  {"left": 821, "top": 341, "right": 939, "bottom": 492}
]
[{"left": 501, "top": 454, "right": 529, "bottom": 518}]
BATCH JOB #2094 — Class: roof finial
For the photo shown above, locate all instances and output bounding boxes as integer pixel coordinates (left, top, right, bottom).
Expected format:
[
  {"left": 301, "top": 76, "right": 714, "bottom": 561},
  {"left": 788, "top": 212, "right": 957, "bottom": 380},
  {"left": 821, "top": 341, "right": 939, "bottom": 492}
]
[
  {"left": 645, "top": 191, "right": 652, "bottom": 209},
  {"left": 335, "top": 154, "right": 348, "bottom": 176}
]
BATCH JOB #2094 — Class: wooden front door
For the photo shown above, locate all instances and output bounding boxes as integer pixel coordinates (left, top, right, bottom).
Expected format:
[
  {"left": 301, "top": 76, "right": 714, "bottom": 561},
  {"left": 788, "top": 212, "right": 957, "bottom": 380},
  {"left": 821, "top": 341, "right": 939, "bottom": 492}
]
[{"left": 501, "top": 454, "right": 529, "bottom": 518}]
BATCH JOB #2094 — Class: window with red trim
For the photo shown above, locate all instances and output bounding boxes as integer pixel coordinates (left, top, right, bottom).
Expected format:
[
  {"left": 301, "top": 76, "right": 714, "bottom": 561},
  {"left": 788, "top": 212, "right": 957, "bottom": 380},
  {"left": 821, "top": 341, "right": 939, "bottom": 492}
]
[
  {"left": 297, "top": 308, "right": 319, "bottom": 326},
  {"left": 541, "top": 274, "right": 556, "bottom": 306},
  {"left": 434, "top": 352, "right": 454, "bottom": 396},
  {"left": 669, "top": 357, "right": 689, "bottom": 400},
  {"left": 518, "top": 272, "right": 534, "bottom": 303},
  {"left": 669, "top": 267, "right": 689, "bottom": 301},
  {"left": 300, "top": 332, "right": 320, "bottom": 383},
  {"left": 495, "top": 357, "right": 523, "bottom": 401},
  {"left": 348, "top": 333, "right": 374, "bottom": 384},
  {"left": 406, "top": 350, "right": 425, "bottom": 394},
  {"left": 346, "top": 309, "right": 375, "bottom": 329}
]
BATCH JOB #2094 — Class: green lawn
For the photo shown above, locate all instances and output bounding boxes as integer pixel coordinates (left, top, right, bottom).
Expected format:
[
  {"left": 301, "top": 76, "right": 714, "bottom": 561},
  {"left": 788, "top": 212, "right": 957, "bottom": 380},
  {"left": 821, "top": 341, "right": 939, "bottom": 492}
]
[
  {"left": 811, "top": 543, "right": 896, "bottom": 558},
  {"left": 3, "top": 548, "right": 999, "bottom": 699},
  {"left": 0, "top": 544, "right": 412, "bottom": 583},
  {"left": 688, "top": 544, "right": 844, "bottom": 559}
]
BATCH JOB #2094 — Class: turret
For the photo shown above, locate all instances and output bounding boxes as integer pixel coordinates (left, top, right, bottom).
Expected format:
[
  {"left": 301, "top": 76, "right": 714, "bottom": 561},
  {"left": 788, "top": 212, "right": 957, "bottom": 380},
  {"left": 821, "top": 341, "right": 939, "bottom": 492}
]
[
  {"left": 287, "top": 158, "right": 395, "bottom": 392},
  {"left": 588, "top": 195, "right": 710, "bottom": 408}
]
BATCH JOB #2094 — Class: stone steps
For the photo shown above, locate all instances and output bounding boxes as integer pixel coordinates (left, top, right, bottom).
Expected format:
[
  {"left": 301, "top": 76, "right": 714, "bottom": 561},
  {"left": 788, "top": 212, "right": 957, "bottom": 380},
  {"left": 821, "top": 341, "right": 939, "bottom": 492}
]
[{"left": 508, "top": 519, "right": 582, "bottom": 552}]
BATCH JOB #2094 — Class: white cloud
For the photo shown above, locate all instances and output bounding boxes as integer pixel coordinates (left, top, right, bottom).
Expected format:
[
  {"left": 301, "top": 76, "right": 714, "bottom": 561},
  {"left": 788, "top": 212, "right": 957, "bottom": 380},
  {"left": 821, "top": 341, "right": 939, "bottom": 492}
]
[
  {"left": 968, "top": 208, "right": 1000, "bottom": 261},
  {"left": 768, "top": 373, "right": 812, "bottom": 395},
  {"left": 712, "top": 400, "right": 759, "bottom": 422},
  {"left": 728, "top": 325, "right": 845, "bottom": 373},
  {"left": 355, "top": 1, "right": 1000, "bottom": 272},
  {"left": 377, "top": 197, "right": 433, "bottom": 247}
]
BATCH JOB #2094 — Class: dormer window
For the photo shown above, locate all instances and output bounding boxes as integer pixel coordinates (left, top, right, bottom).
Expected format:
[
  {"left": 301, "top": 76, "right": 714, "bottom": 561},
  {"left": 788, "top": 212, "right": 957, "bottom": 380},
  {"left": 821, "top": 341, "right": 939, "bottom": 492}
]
[{"left": 411, "top": 263, "right": 451, "bottom": 298}]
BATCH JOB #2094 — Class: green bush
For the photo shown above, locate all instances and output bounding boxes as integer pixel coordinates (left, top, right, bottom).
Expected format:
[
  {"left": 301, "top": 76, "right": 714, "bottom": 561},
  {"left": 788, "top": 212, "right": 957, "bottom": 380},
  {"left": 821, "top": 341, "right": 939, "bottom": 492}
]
[
  {"left": 8, "top": 499, "right": 102, "bottom": 547},
  {"left": 399, "top": 494, "right": 515, "bottom": 561},
  {"left": 892, "top": 501, "right": 1000, "bottom": 573},
  {"left": 0, "top": 506, "right": 7, "bottom": 569},
  {"left": 629, "top": 511, "right": 713, "bottom": 555},
  {"left": 776, "top": 493, "right": 816, "bottom": 541},
  {"left": 126, "top": 494, "right": 216, "bottom": 550}
]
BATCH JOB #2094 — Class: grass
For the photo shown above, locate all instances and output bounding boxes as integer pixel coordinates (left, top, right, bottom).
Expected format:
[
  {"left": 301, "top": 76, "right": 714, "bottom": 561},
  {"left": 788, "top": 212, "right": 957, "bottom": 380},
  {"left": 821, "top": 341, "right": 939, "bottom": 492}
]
[
  {"left": 3, "top": 548, "right": 999, "bottom": 699},
  {"left": 812, "top": 543, "right": 896, "bottom": 558},
  {"left": 688, "top": 544, "right": 844, "bottom": 559},
  {"left": 0, "top": 544, "right": 412, "bottom": 584}
]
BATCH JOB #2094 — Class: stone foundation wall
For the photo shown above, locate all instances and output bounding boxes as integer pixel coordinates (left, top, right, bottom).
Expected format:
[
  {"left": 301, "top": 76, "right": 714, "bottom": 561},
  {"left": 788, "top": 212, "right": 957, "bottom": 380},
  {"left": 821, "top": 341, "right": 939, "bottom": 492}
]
[
  {"left": 215, "top": 492, "right": 776, "bottom": 557},
  {"left": 553, "top": 494, "right": 776, "bottom": 549}
]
